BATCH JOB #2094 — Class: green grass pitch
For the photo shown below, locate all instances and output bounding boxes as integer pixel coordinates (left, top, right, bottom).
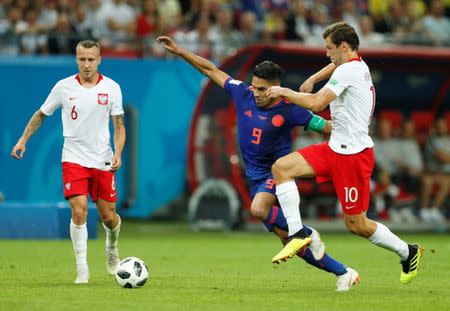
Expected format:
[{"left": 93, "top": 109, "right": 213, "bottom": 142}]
[{"left": 0, "top": 222, "right": 449, "bottom": 311}]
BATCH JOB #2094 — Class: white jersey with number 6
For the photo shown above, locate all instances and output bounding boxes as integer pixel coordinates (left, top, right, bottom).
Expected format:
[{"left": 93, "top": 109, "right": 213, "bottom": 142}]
[
  {"left": 324, "top": 57, "right": 375, "bottom": 155},
  {"left": 40, "top": 74, "right": 123, "bottom": 169}
]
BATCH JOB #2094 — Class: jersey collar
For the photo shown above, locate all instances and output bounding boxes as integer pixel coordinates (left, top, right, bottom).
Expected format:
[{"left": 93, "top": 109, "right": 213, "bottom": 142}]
[
  {"left": 266, "top": 98, "right": 286, "bottom": 109},
  {"left": 75, "top": 73, "right": 103, "bottom": 86},
  {"left": 348, "top": 56, "right": 362, "bottom": 62}
]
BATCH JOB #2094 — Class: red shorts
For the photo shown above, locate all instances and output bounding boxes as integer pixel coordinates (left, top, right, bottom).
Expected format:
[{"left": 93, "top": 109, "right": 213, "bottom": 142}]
[
  {"left": 298, "top": 142, "right": 374, "bottom": 215},
  {"left": 62, "top": 162, "right": 117, "bottom": 202}
]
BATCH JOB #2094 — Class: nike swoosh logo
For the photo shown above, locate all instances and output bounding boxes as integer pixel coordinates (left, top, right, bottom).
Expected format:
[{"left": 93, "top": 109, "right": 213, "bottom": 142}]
[
  {"left": 345, "top": 205, "right": 356, "bottom": 209},
  {"left": 69, "top": 97, "right": 77, "bottom": 100},
  {"left": 258, "top": 116, "right": 267, "bottom": 120},
  {"left": 110, "top": 193, "right": 116, "bottom": 197}
]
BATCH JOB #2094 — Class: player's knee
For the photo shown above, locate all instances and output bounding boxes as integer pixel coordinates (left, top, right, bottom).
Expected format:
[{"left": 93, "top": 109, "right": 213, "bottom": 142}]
[
  {"left": 100, "top": 212, "right": 116, "bottom": 227},
  {"left": 71, "top": 206, "right": 87, "bottom": 223},
  {"left": 250, "top": 203, "right": 267, "bottom": 220},
  {"left": 272, "top": 158, "right": 289, "bottom": 178}
]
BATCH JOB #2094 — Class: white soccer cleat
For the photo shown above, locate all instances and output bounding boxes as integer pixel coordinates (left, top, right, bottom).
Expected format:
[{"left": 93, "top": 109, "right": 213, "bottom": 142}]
[
  {"left": 309, "top": 228, "right": 325, "bottom": 260},
  {"left": 336, "top": 267, "right": 360, "bottom": 292},
  {"left": 74, "top": 265, "right": 89, "bottom": 284},
  {"left": 106, "top": 247, "right": 120, "bottom": 275}
]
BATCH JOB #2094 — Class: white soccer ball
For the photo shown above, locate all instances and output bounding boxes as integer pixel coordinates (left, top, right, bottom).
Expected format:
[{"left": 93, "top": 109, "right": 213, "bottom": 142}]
[{"left": 115, "top": 257, "right": 149, "bottom": 288}]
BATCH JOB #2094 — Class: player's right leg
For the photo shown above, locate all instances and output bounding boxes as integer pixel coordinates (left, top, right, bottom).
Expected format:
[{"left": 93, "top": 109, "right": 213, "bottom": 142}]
[
  {"left": 63, "top": 162, "right": 91, "bottom": 284},
  {"left": 68, "top": 195, "right": 90, "bottom": 284},
  {"left": 271, "top": 151, "right": 317, "bottom": 263}
]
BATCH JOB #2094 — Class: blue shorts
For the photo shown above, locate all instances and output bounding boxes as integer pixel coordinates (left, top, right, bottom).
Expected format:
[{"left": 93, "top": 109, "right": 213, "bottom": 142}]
[{"left": 248, "top": 175, "right": 276, "bottom": 200}]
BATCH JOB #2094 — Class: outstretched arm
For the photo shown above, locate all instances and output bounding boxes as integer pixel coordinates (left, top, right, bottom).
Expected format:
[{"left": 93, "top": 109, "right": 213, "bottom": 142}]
[
  {"left": 111, "top": 114, "right": 126, "bottom": 171},
  {"left": 299, "top": 63, "right": 336, "bottom": 93},
  {"left": 11, "top": 109, "right": 47, "bottom": 159},
  {"left": 156, "top": 36, "right": 230, "bottom": 87},
  {"left": 267, "top": 85, "right": 336, "bottom": 112}
]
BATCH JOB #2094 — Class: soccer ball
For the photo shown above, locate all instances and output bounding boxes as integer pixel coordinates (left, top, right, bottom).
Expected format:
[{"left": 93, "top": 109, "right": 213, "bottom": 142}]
[{"left": 115, "top": 257, "right": 149, "bottom": 288}]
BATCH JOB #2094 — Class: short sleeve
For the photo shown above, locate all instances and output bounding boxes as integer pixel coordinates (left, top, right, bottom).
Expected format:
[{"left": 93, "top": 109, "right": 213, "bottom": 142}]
[
  {"left": 40, "top": 82, "right": 63, "bottom": 116},
  {"left": 325, "top": 66, "right": 352, "bottom": 97},
  {"left": 290, "top": 105, "right": 313, "bottom": 127},
  {"left": 110, "top": 83, "right": 124, "bottom": 116},
  {"left": 224, "top": 78, "right": 251, "bottom": 105}
]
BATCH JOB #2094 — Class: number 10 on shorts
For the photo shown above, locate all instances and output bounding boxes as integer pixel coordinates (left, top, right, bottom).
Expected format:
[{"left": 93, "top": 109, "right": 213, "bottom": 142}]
[{"left": 344, "top": 187, "right": 358, "bottom": 203}]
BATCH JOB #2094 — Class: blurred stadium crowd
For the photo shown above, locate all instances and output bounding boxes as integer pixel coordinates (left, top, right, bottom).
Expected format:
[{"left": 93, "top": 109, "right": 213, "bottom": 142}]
[
  {"left": 1, "top": 0, "right": 448, "bottom": 226},
  {"left": 293, "top": 112, "right": 450, "bottom": 225},
  {"left": 0, "top": 0, "right": 450, "bottom": 60}
]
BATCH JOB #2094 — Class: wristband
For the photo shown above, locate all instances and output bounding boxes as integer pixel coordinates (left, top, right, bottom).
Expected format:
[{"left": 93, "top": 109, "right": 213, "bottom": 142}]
[{"left": 305, "top": 114, "right": 326, "bottom": 133}]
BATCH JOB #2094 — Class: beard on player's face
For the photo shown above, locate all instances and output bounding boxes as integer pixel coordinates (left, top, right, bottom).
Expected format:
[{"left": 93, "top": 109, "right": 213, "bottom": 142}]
[
  {"left": 255, "top": 96, "right": 276, "bottom": 108},
  {"left": 252, "top": 76, "right": 279, "bottom": 108}
]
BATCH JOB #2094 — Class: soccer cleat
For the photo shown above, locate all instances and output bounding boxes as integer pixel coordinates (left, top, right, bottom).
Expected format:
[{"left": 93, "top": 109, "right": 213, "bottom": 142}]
[
  {"left": 74, "top": 265, "right": 89, "bottom": 284},
  {"left": 106, "top": 247, "right": 120, "bottom": 275},
  {"left": 309, "top": 228, "right": 326, "bottom": 260},
  {"left": 272, "top": 237, "right": 312, "bottom": 264},
  {"left": 336, "top": 267, "right": 360, "bottom": 292},
  {"left": 400, "top": 243, "right": 424, "bottom": 284}
]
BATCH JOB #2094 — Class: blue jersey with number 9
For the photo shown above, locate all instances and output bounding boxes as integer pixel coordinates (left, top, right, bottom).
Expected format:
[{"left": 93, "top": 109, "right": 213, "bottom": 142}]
[{"left": 224, "top": 78, "right": 313, "bottom": 179}]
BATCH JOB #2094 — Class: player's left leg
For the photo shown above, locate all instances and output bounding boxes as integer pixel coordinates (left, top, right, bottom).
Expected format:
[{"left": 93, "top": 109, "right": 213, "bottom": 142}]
[
  {"left": 343, "top": 213, "right": 423, "bottom": 284},
  {"left": 334, "top": 148, "right": 423, "bottom": 284},
  {"left": 96, "top": 199, "right": 121, "bottom": 275},
  {"left": 93, "top": 171, "right": 121, "bottom": 275}
]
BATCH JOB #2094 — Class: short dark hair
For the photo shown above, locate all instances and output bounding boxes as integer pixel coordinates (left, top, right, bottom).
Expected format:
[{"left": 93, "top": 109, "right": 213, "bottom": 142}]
[
  {"left": 323, "top": 21, "right": 359, "bottom": 51},
  {"left": 76, "top": 40, "right": 101, "bottom": 51},
  {"left": 253, "top": 61, "right": 284, "bottom": 83}
]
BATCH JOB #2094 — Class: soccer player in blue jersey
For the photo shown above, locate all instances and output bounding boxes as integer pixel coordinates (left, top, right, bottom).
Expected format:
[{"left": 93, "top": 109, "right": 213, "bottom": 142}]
[{"left": 157, "top": 36, "right": 359, "bottom": 291}]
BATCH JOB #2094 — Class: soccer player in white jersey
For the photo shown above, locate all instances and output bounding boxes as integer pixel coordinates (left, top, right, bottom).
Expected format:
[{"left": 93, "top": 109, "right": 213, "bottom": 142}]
[
  {"left": 266, "top": 22, "right": 423, "bottom": 285},
  {"left": 11, "top": 40, "right": 126, "bottom": 284}
]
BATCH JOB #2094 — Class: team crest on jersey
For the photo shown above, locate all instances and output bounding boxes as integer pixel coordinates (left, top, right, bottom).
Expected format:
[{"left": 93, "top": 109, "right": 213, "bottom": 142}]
[
  {"left": 272, "top": 115, "right": 285, "bottom": 127},
  {"left": 98, "top": 93, "right": 108, "bottom": 105},
  {"left": 65, "top": 183, "right": 71, "bottom": 190}
]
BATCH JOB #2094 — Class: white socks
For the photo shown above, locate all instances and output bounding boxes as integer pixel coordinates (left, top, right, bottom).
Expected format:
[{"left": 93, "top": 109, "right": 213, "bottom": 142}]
[
  {"left": 276, "top": 181, "right": 303, "bottom": 236},
  {"left": 369, "top": 222, "right": 409, "bottom": 260},
  {"left": 103, "top": 215, "right": 121, "bottom": 250},
  {"left": 70, "top": 219, "right": 88, "bottom": 267}
]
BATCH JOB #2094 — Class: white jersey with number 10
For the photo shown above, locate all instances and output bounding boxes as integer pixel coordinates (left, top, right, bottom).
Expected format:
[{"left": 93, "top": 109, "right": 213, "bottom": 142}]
[
  {"left": 40, "top": 74, "right": 124, "bottom": 170},
  {"left": 325, "top": 57, "right": 375, "bottom": 155}
]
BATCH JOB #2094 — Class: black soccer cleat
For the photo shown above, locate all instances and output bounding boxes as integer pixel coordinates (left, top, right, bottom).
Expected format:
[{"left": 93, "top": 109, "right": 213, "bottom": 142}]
[{"left": 400, "top": 243, "right": 424, "bottom": 284}]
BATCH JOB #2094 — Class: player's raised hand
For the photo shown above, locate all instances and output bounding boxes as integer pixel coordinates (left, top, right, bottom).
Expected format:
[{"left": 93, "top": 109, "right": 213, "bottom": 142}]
[
  {"left": 299, "top": 79, "right": 314, "bottom": 93},
  {"left": 110, "top": 154, "right": 122, "bottom": 172},
  {"left": 11, "top": 140, "right": 26, "bottom": 160},
  {"left": 156, "top": 36, "right": 181, "bottom": 54},
  {"left": 267, "top": 86, "right": 287, "bottom": 99}
]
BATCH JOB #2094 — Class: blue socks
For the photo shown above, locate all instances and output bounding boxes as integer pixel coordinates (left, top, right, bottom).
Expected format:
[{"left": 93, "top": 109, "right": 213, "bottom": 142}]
[
  {"left": 263, "top": 206, "right": 288, "bottom": 232},
  {"left": 297, "top": 248, "right": 347, "bottom": 276},
  {"left": 263, "top": 206, "right": 312, "bottom": 235},
  {"left": 264, "top": 206, "right": 347, "bottom": 276}
]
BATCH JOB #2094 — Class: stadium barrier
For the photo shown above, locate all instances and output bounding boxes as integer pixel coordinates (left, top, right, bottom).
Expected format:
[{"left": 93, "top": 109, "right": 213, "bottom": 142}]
[{"left": 0, "top": 202, "right": 98, "bottom": 239}]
